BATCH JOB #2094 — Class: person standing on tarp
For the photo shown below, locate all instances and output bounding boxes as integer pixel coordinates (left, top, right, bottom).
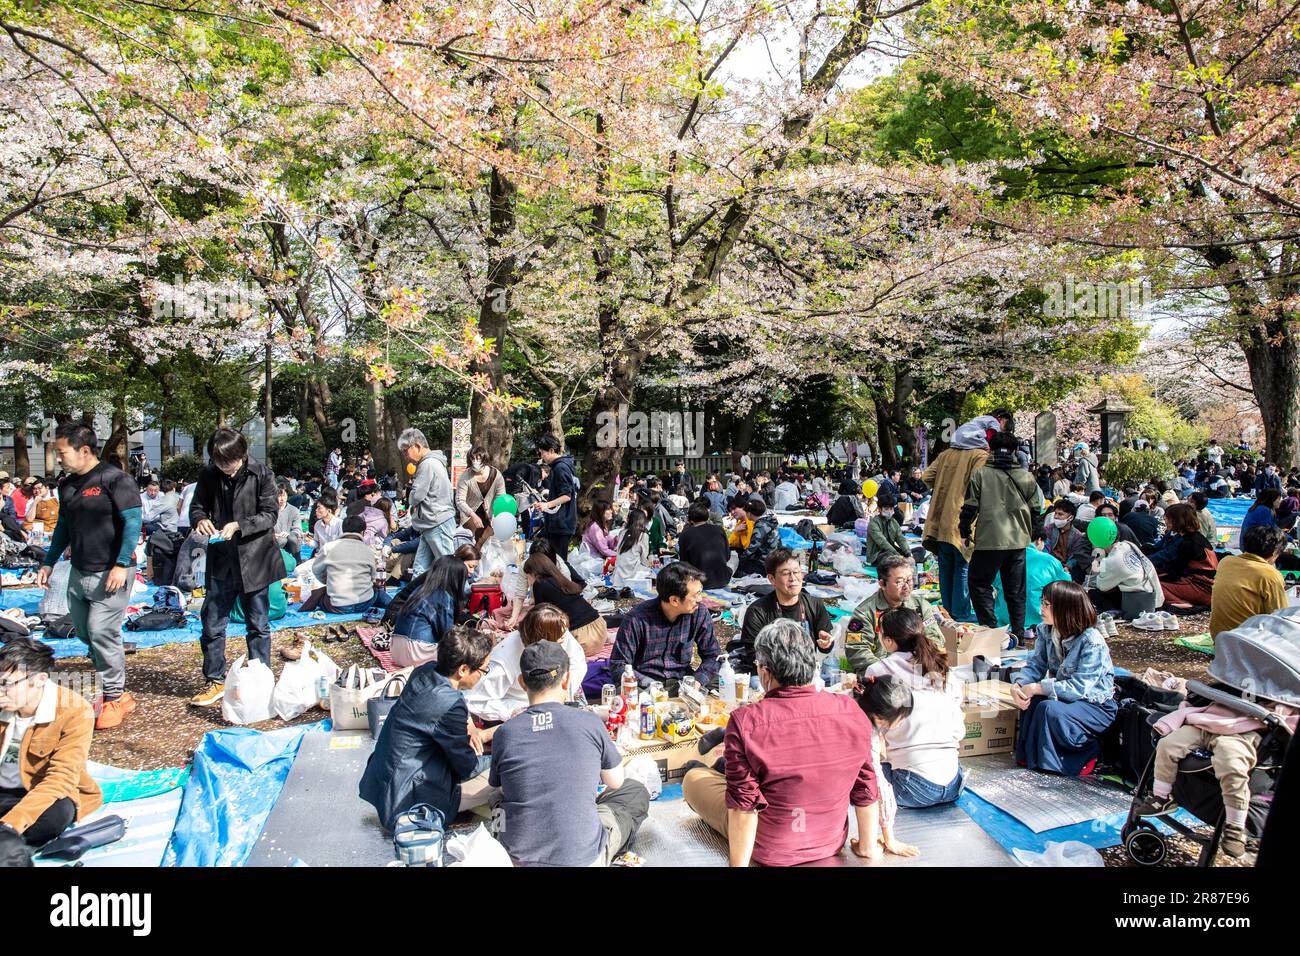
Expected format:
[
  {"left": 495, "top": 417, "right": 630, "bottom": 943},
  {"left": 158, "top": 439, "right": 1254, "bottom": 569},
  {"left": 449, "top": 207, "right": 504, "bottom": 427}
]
[
  {"left": 187, "top": 428, "right": 285, "bottom": 710},
  {"left": 35, "top": 423, "right": 142, "bottom": 731},
  {"left": 532, "top": 434, "right": 581, "bottom": 579}
]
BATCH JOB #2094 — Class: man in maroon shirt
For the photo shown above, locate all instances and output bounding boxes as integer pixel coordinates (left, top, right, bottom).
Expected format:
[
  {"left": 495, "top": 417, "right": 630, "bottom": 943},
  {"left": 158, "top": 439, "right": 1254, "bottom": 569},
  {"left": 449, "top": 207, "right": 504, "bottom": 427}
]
[{"left": 683, "top": 618, "right": 882, "bottom": 866}]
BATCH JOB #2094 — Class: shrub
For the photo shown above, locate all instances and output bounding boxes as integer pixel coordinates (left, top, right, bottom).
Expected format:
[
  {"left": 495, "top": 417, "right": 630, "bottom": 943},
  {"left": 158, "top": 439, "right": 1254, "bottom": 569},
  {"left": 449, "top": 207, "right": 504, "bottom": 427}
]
[
  {"left": 269, "top": 434, "right": 327, "bottom": 477},
  {"left": 1101, "top": 448, "right": 1174, "bottom": 489},
  {"left": 160, "top": 454, "right": 202, "bottom": 484}
]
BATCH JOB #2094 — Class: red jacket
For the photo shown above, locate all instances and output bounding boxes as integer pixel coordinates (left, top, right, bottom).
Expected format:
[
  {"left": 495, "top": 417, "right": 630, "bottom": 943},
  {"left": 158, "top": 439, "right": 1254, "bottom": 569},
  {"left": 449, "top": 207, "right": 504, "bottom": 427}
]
[{"left": 724, "top": 684, "right": 878, "bottom": 866}]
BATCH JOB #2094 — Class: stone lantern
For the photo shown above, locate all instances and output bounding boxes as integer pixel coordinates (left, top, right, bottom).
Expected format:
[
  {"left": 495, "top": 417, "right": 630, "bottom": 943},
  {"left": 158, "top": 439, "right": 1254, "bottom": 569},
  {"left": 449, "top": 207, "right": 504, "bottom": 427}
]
[{"left": 1087, "top": 397, "right": 1134, "bottom": 462}]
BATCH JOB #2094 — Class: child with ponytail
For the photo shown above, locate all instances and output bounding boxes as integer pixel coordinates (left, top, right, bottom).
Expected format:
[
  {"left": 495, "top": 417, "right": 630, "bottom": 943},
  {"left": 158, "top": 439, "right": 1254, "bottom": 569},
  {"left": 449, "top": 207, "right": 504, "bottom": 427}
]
[
  {"left": 860, "top": 607, "right": 967, "bottom": 808},
  {"left": 854, "top": 674, "right": 921, "bottom": 859}
]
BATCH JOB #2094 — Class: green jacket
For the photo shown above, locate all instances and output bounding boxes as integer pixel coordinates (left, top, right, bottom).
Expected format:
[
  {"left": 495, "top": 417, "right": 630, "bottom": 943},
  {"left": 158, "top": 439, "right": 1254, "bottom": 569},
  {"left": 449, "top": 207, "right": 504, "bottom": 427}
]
[
  {"left": 959, "top": 457, "right": 1044, "bottom": 552},
  {"left": 845, "top": 590, "right": 944, "bottom": 674},
  {"left": 865, "top": 512, "right": 910, "bottom": 567}
]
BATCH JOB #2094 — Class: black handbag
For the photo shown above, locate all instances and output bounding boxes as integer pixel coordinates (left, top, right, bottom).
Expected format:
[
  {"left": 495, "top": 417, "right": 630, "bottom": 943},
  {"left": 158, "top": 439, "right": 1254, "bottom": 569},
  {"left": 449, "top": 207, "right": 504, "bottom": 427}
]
[
  {"left": 36, "top": 815, "right": 126, "bottom": 861},
  {"left": 367, "top": 672, "right": 408, "bottom": 740}
]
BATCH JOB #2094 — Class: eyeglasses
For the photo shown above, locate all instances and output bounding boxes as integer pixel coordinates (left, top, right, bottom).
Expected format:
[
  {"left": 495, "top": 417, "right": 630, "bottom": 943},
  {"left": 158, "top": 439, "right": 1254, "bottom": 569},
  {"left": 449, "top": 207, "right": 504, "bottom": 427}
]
[{"left": 0, "top": 673, "right": 31, "bottom": 691}]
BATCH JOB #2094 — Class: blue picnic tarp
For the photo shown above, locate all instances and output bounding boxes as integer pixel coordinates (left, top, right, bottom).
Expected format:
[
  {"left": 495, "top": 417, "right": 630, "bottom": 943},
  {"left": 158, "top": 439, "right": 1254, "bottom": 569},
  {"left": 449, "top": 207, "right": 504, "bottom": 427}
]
[
  {"left": 1206, "top": 497, "right": 1252, "bottom": 528},
  {"left": 1, "top": 583, "right": 365, "bottom": 658},
  {"left": 164, "top": 722, "right": 328, "bottom": 867}
]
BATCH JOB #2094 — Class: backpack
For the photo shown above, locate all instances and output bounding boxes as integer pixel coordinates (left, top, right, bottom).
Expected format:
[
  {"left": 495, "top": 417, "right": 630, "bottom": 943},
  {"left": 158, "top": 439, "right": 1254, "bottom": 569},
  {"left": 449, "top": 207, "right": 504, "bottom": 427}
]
[
  {"left": 124, "top": 587, "right": 188, "bottom": 632},
  {"left": 794, "top": 518, "right": 825, "bottom": 543}
]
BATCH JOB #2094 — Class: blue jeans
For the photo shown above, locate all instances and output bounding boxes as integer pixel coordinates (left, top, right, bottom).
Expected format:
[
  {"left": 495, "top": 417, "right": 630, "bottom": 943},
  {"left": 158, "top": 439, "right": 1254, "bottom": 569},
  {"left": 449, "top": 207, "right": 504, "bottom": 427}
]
[
  {"left": 881, "top": 762, "right": 965, "bottom": 808},
  {"left": 933, "top": 541, "right": 975, "bottom": 623},
  {"left": 332, "top": 588, "right": 392, "bottom": 616},
  {"left": 411, "top": 518, "right": 456, "bottom": 577}
]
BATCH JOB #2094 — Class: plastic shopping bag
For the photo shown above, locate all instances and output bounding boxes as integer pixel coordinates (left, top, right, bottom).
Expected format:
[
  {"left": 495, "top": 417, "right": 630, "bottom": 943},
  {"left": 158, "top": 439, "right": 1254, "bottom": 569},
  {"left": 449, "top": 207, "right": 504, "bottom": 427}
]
[
  {"left": 444, "top": 824, "right": 513, "bottom": 867},
  {"left": 221, "top": 655, "right": 276, "bottom": 725},
  {"left": 273, "top": 640, "right": 338, "bottom": 721}
]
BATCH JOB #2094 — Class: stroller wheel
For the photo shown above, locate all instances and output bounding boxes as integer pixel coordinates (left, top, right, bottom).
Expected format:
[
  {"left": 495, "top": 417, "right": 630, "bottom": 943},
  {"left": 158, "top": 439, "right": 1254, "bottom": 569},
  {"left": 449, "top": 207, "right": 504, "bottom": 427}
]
[{"left": 1125, "top": 826, "right": 1167, "bottom": 867}]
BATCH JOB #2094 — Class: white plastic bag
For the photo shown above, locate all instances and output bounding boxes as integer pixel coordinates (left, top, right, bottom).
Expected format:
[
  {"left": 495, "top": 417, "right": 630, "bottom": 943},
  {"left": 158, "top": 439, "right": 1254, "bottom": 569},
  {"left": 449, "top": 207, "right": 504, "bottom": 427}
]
[
  {"left": 273, "top": 640, "right": 338, "bottom": 720},
  {"left": 1011, "top": 841, "right": 1104, "bottom": 867},
  {"left": 829, "top": 547, "right": 865, "bottom": 576},
  {"left": 623, "top": 754, "right": 663, "bottom": 801},
  {"left": 222, "top": 655, "right": 276, "bottom": 725},
  {"left": 444, "top": 824, "right": 513, "bottom": 867},
  {"left": 840, "top": 576, "right": 878, "bottom": 605},
  {"left": 38, "top": 560, "right": 72, "bottom": 620},
  {"left": 569, "top": 543, "right": 606, "bottom": 580}
]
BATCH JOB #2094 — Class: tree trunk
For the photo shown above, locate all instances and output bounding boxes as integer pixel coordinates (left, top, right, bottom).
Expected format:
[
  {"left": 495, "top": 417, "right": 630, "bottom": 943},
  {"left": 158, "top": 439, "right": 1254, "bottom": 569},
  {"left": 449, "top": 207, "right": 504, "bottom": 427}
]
[
  {"left": 471, "top": 166, "right": 519, "bottom": 465},
  {"left": 875, "top": 400, "right": 898, "bottom": 469},
  {"left": 1243, "top": 322, "right": 1300, "bottom": 468},
  {"left": 733, "top": 408, "right": 757, "bottom": 469},
  {"left": 580, "top": 350, "right": 643, "bottom": 511},
  {"left": 264, "top": 338, "right": 274, "bottom": 462},
  {"left": 105, "top": 400, "right": 128, "bottom": 467},
  {"left": 306, "top": 379, "right": 329, "bottom": 440},
  {"left": 13, "top": 423, "right": 29, "bottom": 478},
  {"left": 366, "top": 377, "right": 398, "bottom": 475}
]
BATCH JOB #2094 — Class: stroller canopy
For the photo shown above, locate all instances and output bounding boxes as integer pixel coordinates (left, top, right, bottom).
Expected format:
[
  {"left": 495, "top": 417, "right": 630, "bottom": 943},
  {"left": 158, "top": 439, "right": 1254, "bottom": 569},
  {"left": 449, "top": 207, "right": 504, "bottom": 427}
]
[{"left": 1209, "top": 608, "right": 1300, "bottom": 708}]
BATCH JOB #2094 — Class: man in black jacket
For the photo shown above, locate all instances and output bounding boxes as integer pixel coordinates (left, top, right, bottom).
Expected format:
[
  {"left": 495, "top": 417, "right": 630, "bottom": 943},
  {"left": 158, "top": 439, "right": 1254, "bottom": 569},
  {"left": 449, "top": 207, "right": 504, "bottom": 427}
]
[{"left": 188, "top": 428, "right": 286, "bottom": 708}]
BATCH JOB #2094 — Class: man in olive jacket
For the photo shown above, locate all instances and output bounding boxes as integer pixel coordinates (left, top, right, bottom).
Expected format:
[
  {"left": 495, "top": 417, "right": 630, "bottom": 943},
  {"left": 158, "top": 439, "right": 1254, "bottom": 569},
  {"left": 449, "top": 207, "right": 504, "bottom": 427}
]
[
  {"left": 188, "top": 428, "right": 286, "bottom": 708},
  {"left": 959, "top": 430, "right": 1045, "bottom": 645}
]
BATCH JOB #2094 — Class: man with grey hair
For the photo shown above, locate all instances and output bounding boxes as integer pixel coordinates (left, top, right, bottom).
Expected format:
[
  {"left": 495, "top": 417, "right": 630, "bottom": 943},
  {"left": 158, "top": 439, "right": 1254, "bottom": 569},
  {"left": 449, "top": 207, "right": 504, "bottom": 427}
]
[
  {"left": 682, "top": 619, "right": 882, "bottom": 866},
  {"left": 397, "top": 428, "right": 456, "bottom": 577}
]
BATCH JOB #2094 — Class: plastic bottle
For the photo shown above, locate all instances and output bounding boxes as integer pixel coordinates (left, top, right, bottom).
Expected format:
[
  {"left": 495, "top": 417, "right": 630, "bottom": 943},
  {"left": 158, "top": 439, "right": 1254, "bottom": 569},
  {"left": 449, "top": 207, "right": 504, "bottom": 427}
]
[
  {"left": 621, "top": 664, "right": 639, "bottom": 734},
  {"left": 813, "top": 669, "right": 826, "bottom": 693},
  {"left": 717, "top": 654, "right": 736, "bottom": 705},
  {"left": 193, "top": 549, "right": 206, "bottom": 589}
]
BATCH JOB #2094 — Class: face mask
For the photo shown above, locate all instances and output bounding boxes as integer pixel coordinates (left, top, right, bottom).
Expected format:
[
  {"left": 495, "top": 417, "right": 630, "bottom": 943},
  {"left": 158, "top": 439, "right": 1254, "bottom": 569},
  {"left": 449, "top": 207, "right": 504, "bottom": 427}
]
[{"left": 1052, "top": 516, "right": 1071, "bottom": 528}]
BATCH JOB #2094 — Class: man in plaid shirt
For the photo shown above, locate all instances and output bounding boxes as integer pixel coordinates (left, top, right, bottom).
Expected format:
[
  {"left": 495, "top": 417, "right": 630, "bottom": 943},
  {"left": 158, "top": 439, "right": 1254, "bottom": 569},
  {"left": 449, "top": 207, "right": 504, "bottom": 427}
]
[{"left": 610, "top": 562, "right": 722, "bottom": 689}]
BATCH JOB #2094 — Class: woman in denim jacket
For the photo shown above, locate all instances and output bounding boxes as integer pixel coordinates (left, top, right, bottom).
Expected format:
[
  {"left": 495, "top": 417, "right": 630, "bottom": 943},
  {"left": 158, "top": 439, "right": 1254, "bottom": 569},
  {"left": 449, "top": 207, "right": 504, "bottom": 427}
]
[{"left": 1012, "top": 580, "right": 1117, "bottom": 775}]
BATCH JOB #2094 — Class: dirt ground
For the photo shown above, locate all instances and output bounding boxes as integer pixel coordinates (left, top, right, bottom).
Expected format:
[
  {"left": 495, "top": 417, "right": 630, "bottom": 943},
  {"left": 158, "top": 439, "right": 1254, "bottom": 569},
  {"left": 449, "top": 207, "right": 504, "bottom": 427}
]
[{"left": 62, "top": 601, "right": 1249, "bottom": 867}]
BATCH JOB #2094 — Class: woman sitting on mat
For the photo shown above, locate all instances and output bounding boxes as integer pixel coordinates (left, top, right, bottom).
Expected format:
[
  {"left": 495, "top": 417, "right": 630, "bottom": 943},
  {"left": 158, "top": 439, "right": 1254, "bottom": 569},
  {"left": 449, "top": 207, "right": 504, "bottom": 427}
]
[
  {"left": 1012, "top": 580, "right": 1117, "bottom": 776},
  {"left": 389, "top": 554, "right": 471, "bottom": 669},
  {"left": 1148, "top": 502, "right": 1218, "bottom": 609},
  {"left": 522, "top": 553, "right": 609, "bottom": 657}
]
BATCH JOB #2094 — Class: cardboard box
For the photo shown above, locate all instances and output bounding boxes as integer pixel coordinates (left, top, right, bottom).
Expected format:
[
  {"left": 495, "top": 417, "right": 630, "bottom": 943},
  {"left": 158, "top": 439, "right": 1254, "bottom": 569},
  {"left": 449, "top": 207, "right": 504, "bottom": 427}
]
[
  {"left": 939, "top": 618, "right": 1005, "bottom": 668},
  {"left": 959, "top": 679, "right": 1018, "bottom": 757},
  {"left": 621, "top": 737, "right": 704, "bottom": 782}
]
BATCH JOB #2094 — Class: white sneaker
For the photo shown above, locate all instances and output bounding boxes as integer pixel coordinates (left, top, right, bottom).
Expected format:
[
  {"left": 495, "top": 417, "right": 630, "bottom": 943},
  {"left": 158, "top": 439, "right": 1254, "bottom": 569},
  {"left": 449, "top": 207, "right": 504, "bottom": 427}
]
[
  {"left": 1104, "top": 617, "right": 1119, "bottom": 637},
  {"left": 1131, "top": 612, "right": 1165, "bottom": 631},
  {"left": 1160, "top": 611, "right": 1180, "bottom": 631}
]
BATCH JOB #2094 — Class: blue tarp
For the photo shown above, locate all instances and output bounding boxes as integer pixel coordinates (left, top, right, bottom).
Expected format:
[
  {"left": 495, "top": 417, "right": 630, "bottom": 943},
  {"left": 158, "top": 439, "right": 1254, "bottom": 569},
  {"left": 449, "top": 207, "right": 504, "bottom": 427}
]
[
  {"left": 1206, "top": 498, "right": 1252, "bottom": 527},
  {"left": 957, "top": 790, "right": 1201, "bottom": 856},
  {"left": 163, "top": 722, "right": 328, "bottom": 867},
  {"left": 778, "top": 526, "right": 813, "bottom": 550},
  {"left": 0, "top": 584, "right": 365, "bottom": 659}
]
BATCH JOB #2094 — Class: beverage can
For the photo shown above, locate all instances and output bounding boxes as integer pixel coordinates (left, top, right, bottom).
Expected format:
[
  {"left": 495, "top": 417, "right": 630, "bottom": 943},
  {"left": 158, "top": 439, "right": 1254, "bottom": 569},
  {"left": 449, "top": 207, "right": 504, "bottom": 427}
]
[{"left": 639, "top": 693, "right": 656, "bottom": 740}]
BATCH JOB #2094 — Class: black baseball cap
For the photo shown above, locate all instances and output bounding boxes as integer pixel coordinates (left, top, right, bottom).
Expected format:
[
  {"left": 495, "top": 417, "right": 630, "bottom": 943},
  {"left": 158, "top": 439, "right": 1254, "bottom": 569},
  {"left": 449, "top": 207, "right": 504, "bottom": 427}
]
[{"left": 520, "top": 641, "right": 569, "bottom": 685}]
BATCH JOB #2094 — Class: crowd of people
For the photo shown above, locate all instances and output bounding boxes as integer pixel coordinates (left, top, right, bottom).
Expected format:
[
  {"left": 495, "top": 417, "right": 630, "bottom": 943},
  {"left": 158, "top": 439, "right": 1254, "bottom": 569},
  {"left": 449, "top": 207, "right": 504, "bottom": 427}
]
[{"left": 1, "top": 417, "right": 1294, "bottom": 867}]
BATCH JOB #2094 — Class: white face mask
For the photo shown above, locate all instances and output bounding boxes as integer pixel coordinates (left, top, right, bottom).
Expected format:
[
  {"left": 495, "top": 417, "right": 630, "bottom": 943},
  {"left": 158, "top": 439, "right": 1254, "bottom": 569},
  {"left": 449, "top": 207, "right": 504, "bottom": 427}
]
[{"left": 1052, "top": 516, "right": 1071, "bottom": 528}]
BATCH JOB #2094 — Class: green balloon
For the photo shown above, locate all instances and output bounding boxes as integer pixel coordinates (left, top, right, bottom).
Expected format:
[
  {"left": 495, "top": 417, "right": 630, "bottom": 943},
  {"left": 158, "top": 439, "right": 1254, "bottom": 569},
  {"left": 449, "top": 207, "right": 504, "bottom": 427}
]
[
  {"left": 491, "top": 494, "right": 518, "bottom": 517},
  {"left": 1087, "top": 516, "right": 1118, "bottom": 550}
]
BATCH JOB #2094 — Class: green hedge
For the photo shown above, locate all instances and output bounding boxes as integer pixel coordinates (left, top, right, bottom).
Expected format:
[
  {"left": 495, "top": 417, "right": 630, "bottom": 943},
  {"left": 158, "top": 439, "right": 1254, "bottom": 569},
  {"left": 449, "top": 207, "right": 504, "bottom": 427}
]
[
  {"left": 1101, "top": 448, "right": 1174, "bottom": 488},
  {"left": 160, "top": 453, "right": 202, "bottom": 484}
]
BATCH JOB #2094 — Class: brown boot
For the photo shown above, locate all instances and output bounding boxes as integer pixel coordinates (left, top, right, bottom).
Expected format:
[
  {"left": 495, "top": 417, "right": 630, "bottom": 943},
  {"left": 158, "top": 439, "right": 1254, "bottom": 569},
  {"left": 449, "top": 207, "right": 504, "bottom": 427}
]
[{"left": 1220, "top": 823, "right": 1248, "bottom": 859}]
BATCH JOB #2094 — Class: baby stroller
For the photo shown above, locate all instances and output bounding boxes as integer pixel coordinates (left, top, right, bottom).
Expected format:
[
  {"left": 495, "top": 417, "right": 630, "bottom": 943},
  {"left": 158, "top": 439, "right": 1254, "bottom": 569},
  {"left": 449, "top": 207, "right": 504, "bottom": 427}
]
[{"left": 1121, "top": 608, "right": 1299, "bottom": 865}]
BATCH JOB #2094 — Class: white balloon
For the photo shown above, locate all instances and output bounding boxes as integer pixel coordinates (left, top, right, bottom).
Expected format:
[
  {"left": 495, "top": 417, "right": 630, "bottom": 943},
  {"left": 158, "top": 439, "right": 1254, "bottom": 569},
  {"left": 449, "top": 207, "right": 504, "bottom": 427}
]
[{"left": 491, "top": 512, "right": 517, "bottom": 540}]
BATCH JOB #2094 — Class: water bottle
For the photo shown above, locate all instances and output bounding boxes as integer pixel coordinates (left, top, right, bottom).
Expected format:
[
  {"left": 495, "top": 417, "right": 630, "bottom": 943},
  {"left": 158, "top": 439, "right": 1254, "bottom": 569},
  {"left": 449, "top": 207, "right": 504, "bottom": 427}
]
[
  {"left": 718, "top": 654, "right": 735, "bottom": 705},
  {"left": 193, "top": 550, "right": 206, "bottom": 589}
]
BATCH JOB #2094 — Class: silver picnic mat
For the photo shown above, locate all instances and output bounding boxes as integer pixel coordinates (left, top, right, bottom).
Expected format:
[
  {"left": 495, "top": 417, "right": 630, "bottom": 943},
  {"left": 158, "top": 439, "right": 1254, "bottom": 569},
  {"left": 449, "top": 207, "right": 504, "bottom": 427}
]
[
  {"left": 961, "top": 753, "right": 1134, "bottom": 833},
  {"left": 636, "top": 797, "right": 1012, "bottom": 867}
]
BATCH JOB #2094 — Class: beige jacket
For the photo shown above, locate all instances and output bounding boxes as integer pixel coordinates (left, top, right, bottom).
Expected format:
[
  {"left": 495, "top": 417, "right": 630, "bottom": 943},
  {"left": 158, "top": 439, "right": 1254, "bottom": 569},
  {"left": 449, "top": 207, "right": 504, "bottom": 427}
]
[
  {"left": 921, "top": 447, "right": 989, "bottom": 554},
  {"left": 0, "top": 682, "right": 102, "bottom": 834}
]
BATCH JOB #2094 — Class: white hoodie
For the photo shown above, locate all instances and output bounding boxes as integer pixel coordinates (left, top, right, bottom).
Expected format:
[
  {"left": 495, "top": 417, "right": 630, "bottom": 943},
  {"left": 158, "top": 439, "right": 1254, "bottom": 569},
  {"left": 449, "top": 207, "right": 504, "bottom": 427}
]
[
  {"left": 1094, "top": 541, "right": 1164, "bottom": 605},
  {"left": 864, "top": 651, "right": 966, "bottom": 786}
]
